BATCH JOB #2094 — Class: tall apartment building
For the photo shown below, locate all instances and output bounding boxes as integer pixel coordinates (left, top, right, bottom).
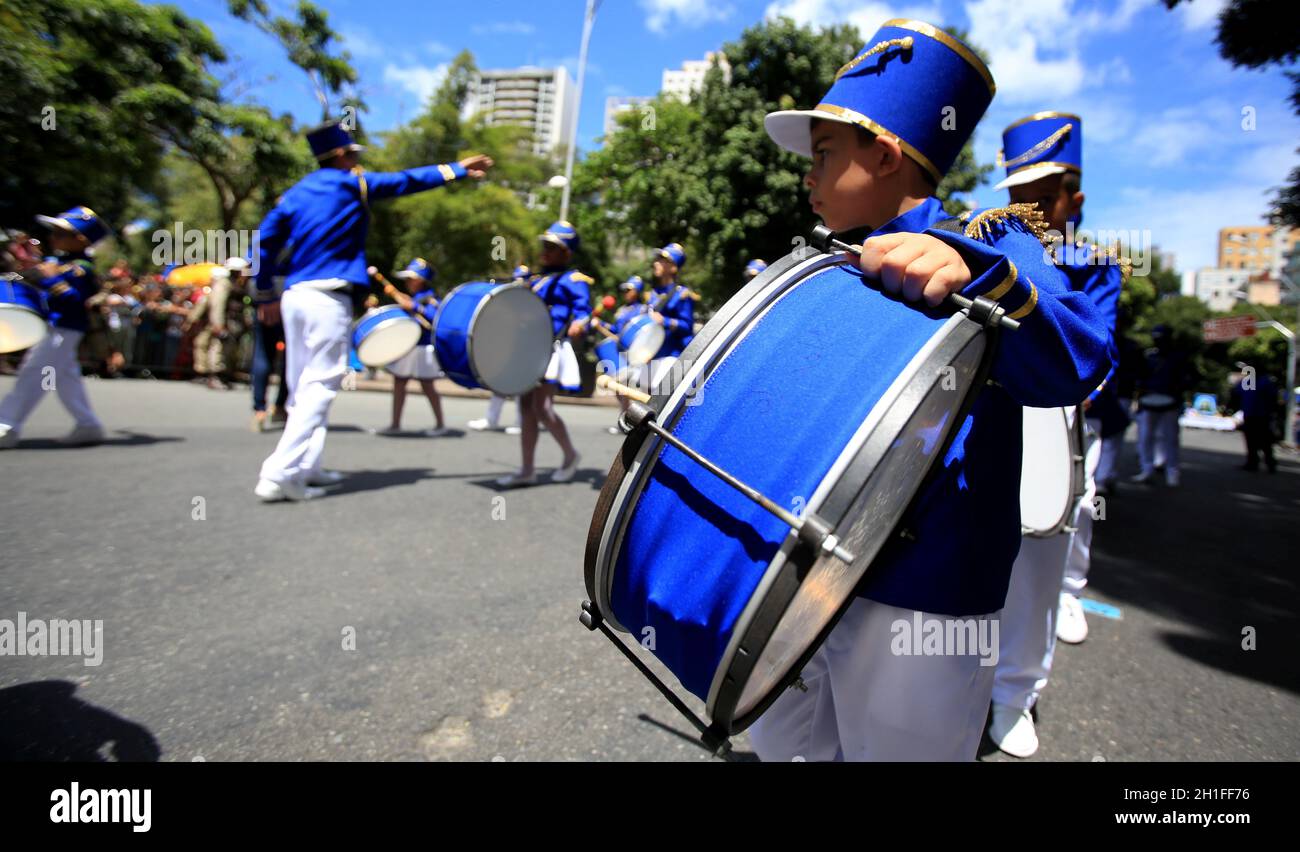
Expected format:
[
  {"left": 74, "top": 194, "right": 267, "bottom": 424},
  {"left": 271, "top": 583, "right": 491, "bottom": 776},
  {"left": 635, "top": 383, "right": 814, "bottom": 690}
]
[
  {"left": 662, "top": 52, "right": 731, "bottom": 102},
  {"left": 464, "top": 67, "right": 577, "bottom": 158},
  {"left": 1218, "top": 224, "right": 1300, "bottom": 280},
  {"left": 604, "top": 96, "right": 654, "bottom": 137}
]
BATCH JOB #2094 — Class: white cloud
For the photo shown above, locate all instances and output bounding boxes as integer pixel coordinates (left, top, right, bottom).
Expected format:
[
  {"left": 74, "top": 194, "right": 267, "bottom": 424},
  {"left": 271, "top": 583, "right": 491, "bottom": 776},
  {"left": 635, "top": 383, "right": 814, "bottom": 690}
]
[
  {"left": 1174, "top": 0, "right": 1228, "bottom": 30},
  {"left": 471, "top": 21, "right": 537, "bottom": 36},
  {"left": 383, "top": 63, "right": 448, "bottom": 104},
  {"left": 338, "top": 27, "right": 384, "bottom": 60},
  {"left": 642, "top": 0, "right": 735, "bottom": 35},
  {"left": 764, "top": 0, "right": 941, "bottom": 36}
]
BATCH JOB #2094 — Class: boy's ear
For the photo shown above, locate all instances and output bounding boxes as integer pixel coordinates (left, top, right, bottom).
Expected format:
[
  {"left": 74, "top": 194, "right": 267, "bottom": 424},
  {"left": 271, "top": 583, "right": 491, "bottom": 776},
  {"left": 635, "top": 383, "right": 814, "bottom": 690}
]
[
  {"left": 873, "top": 135, "right": 906, "bottom": 177},
  {"left": 1070, "top": 189, "right": 1085, "bottom": 218}
]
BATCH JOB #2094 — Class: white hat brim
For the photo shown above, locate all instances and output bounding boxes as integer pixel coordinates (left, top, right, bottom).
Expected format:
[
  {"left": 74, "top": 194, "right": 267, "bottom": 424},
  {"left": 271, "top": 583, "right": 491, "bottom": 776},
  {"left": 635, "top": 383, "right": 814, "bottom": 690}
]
[
  {"left": 993, "top": 162, "right": 1070, "bottom": 191},
  {"left": 35, "top": 214, "right": 75, "bottom": 233},
  {"left": 764, "top": 109, "right": 856, "bottom": 157}
]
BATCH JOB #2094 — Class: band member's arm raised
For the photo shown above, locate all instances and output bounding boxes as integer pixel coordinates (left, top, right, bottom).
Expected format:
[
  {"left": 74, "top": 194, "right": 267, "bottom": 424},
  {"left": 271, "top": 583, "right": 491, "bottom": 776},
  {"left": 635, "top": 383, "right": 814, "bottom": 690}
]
[
  {"left": 566, "top": 272, "right": 594, "bottom": 339},
  {"left": 364, "top": 155, "right": 496, "bottom": 200}
]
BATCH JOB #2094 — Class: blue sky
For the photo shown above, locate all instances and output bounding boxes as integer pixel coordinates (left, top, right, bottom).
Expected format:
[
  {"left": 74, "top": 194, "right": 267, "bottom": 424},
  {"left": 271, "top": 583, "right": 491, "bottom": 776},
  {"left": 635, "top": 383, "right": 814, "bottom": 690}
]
[{"left": 170, "top": 0, "right": 1298, "bottom": 273}]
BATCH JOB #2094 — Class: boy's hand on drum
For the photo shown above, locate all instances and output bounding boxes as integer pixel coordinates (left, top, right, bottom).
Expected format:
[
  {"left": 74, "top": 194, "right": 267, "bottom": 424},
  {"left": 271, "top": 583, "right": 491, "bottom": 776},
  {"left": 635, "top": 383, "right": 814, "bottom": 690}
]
[
  {"left": 851, "top": 233, "right": 972, "bottom": 307},
  {"left": 567, "top": 319, "right": 586, "bottom": 339},
  {"left": 458, "top": 154, "right": 495, "bottom": 179},
  {"left": 650, "top": 310, "right": 665, "bottom": 325}
]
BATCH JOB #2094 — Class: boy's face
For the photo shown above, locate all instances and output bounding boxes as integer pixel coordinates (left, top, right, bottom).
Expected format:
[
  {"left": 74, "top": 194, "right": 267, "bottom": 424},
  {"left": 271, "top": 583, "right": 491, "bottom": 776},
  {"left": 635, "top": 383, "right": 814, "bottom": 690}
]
[
  {"left": 652, "top": 257, "right": 677, "bottom": 281},
  {"left": 622, "top": 288, "right": 639, "bottom": 304},
  {"left": 1008, "top": 173, "right": 1083, "bottom": 234},
  {"left": 806, "top": 120, "right": 881, "bottom": 233},
  {"left": 49, "top": 230, "right": 87, "bottom": 253},
  {"left": 540, "top": 242, "right": 570, "bottom": 269}
]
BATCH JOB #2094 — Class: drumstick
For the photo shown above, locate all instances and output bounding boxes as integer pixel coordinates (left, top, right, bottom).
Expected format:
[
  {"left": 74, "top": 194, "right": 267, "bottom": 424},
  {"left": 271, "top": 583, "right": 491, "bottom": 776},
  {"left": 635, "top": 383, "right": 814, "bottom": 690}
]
[
  {"left": 596, "top": 374, "right": 651, "bottom": 403},
  {"left": 809, "top": 226, "right": 1022, "bottom": 332},
  {"left": 367, "top": 267, "right": 432, "bottom": 331}
]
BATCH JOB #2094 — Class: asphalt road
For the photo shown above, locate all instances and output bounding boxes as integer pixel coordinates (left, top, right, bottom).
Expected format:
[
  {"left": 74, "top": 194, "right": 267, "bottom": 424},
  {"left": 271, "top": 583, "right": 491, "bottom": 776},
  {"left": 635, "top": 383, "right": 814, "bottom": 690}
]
[{"left": 1, "top": 376, "right": 1297, "bottom": 762}]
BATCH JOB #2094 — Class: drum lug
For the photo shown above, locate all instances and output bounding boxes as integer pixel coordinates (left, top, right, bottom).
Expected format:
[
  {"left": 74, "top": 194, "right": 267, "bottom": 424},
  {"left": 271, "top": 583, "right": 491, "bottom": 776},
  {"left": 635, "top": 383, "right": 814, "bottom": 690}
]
[{"left": 790, "top": 676, "right": 809, "bottom": 693}]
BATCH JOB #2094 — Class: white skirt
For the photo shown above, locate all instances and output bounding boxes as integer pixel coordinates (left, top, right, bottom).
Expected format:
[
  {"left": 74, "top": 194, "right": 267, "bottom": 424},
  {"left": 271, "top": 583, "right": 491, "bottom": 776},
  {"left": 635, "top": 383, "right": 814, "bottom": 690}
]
[
  {"left": 544, "top": 339, "right": 582, "bottom": 392},
  {"left": 388, "top": 344, "right": 443, "bottom": 380}
]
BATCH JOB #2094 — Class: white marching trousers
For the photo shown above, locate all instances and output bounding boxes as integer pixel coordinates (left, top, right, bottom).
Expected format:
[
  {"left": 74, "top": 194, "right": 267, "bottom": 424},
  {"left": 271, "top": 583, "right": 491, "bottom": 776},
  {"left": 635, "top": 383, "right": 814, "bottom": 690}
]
[
  {"left": 485, "top": 394, "right": 519, "bottom": 428},
  {"left": 1137, "top": 409, "right": 1180, "bottom": 477},
  {"left": 258, "top": 287, "right": 350, "bottom": 486},
  {"left": 749, "top": 597, "right": 999, "bottom": 762},
  {"left": 1062, "top": 418, "right": 1103, "bottom": 597},
  {"left": 1094, "top": 429, "right": 1122, "bottom": 487},
  {"left": 993, "top": 534, "right": 1072, "bottom": 711},
  {"left": 0, "top": 329, "right": 101, "bottom": 431}
]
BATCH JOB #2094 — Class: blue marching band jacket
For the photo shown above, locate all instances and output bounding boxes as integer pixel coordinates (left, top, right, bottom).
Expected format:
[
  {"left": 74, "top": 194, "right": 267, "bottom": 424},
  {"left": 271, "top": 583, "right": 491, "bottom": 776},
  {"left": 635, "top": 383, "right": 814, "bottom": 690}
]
[
  {"left": 849, "top": 198, "right": 1113, "bottom": 616},
  {"left": 36, "top": 253, "right": 99, "bottom": 333},
  {"left": 647, "top": 282, "right": 695, "bottom": 358},
  {"left": 531, "top": 268, "right": 593, "bottom": 338},
  {"left": 254, "top": 162, "right": 468, "bottom": 301}
]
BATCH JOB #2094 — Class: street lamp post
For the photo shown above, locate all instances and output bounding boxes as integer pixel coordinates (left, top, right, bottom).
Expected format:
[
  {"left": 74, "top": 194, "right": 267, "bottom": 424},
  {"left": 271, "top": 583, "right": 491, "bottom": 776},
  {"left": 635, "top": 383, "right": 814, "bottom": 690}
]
[{"left": 559, "top": 0, "right": 599, "bottom": 223}]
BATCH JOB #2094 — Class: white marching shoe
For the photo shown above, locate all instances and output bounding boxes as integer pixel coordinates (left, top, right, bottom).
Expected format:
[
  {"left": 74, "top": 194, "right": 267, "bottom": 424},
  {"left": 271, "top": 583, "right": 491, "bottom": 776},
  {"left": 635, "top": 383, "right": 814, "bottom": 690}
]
[
  {"left": 495, "top": 470, "right": 538, "bottom": 489},
  {"left": 466, "top": 418, "right": 495, "bottom": 431},
  {"left": 59, "top": 424, "right": 105, "bottom": 446},
  {"left": 306, "top": 470, "right": 346, "bottom": 486},
  {"left": 989, "top": 704, "right": 1039, "bottom": 758},
  {"left": 0, "top": 426, "right": 19, "bottom": 449},
  {"left": 254, "top": 478, "right": 326, "bottom": 502},
  {"left": 1056, "top": 593, "right": 1089, "bottom": 645}
]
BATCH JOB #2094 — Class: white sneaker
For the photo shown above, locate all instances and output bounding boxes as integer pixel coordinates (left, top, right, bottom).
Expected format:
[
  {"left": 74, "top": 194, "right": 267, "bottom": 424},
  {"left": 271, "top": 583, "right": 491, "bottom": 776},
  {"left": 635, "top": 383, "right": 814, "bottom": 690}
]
[
  {"left": 988, "top": 703, "right": 1039, "bottom": 758},
  {"left": 59, "top": 424, "right": 105, "bottom": 446},
  {"left": 496, "top": 470, "right": 538, "bottom": 488},
  {"left": 306, "top": 470, "right": 346, "bottom": 486},
  {"left": 422, "top": 427, "right": 451, "bottom": 437},
  {"left": 254, "top": 478, "right": 326, "bottom": 502},
  {"left": 0, "top": 427, "right": 19, "bottom": 449},
  {"left": 551, "top": 452, "right": 581, "bottom": 483},
  {"left": 504, "top": 425, "right": 522, "bottom": 435},
  {"left": 466, "top": 418, "right": 495, "bottom": 431},
  {"left": 1056, "top": 593, "right": 1089, "bottom": 644}
]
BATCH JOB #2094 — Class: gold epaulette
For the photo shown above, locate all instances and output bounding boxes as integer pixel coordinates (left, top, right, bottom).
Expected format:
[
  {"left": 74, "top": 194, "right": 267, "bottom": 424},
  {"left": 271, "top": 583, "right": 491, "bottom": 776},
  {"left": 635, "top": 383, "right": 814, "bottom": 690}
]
[
  {"left": 570, "top": 271, "right": 596, "bottom": 285},
  {"left": 1101, "top": 241, "right": 1133, "bottom": 287},
  {"left": 962, "top": 203, "right": 1053, "bottom": 249}
]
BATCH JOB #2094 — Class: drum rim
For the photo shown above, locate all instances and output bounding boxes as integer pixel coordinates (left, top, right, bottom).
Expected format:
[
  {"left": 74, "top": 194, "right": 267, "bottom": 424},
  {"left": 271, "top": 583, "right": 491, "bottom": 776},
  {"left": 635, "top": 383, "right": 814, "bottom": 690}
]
[
  {"left": 0, "top": 304, "right": 49, "bottom": 354},
  {"left": 621, "top": 318, "right": 665, "bottom": 367},
  {"left": 589, "top": 249, "right": 844, "bottom": 634},
  {"left": 711, "top": 314, "right": 983, "bottom": 729}
]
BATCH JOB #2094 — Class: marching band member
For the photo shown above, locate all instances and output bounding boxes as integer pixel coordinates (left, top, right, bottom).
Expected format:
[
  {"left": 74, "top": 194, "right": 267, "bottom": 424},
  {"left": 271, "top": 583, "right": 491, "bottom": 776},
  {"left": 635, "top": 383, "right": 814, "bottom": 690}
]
[
  {"left": 988, "top": 112, "right": 1126, "bottom": 757},
  {"left": 743, "top": 258, "right": 768, "bottom": 283},
  {"left": 599, "top": 275, "right": 647, "bottom": 433},
  {"left": 375, "top": 258, "right": 448, "bottom": 437},
  {"left": 643, "top": 243, "right": 696, "bottom": 393},
  {"left": 467, "top": 264, "right": 530, "bottom": 435},
  {"left": 1132, "top": 324, "right": 1193, "bottom": 487},
  {"left": 252, "top": 118, "right": 493, "bottom": 502},
  {"left": 0, "top": 206, "right": 109, "bottom": 449},
  {"left": 752, "top": 20, "right": 1112, "bottom": 761},
  {"left": 496, "top": 223, "right": 589, "bottom": 487}
]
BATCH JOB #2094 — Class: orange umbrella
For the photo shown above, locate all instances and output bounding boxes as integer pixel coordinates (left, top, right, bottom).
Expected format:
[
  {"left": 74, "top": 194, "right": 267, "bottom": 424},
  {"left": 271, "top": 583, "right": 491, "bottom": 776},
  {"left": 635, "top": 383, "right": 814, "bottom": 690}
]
[{"left": 165, "top": 263, "right": 221, "bottom": 287}]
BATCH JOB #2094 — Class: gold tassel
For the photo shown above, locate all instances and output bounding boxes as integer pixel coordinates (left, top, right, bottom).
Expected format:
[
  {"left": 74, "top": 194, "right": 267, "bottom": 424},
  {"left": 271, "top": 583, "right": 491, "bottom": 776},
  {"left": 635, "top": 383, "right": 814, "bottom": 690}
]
[
  {"left": 835, "top": 36, "right": 915, "bottom": 81},
  {"left": 963, "top": 203, "right": 1053, "bottom": 249}
]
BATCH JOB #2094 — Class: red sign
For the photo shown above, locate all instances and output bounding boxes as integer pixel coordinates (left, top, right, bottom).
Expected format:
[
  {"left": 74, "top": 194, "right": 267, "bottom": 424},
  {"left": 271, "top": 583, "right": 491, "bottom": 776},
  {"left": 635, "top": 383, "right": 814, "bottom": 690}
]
[{"left": 1202, "top": 316, "right": 1258, "bottom": 343}]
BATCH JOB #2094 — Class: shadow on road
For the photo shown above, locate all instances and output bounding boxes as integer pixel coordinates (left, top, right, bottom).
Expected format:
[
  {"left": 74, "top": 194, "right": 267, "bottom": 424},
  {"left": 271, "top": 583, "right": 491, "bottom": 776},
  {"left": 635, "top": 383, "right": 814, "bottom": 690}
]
[
  {"left": 636, "top": 713, "right": 760, "bottom": 762},
  {"left": 1089, "top": 438, "right": 1300, "bottom": 695},
  {"left": 0, "top": 680, "right": 161, "bottom": 762},
  {"left": 14, "top": 431, "right": 184, "bottom": 450},
  {"left": 466, "top": 467, "right": 608, "bottom": 492},
  {"left": 326, "top": 467, "right": 438, "bottom": 497}
]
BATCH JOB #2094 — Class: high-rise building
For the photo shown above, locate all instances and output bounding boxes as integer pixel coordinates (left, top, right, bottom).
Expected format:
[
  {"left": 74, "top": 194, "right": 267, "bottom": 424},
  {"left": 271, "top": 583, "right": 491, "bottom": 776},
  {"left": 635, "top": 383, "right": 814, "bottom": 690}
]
[
  {"left": 1194, "top": 268, "right": 1253, "bottom": 311},
  {"left": 464, "top": 67, "right": 577, "bottom": 158},
  {"left": 662, "top": 52, "right": 731, "bottom": 102},
  {"left": 1218, "top": 225, "right": 1300, "bottom": 279},
  {"left": 604, "top": 96, "right": 654, "bottom": 138}
]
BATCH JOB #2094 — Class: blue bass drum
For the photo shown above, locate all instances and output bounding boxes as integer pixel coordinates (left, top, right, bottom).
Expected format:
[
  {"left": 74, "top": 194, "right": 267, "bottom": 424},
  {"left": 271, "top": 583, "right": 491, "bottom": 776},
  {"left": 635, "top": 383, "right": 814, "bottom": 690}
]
[
  {"left": 584, "top": 247, "right": 1002, "bottom": 735},
  {"left": 593, "top": 336, "right": 622, "bottom": 374},
  {"left": 434, "top": 282, "right": 552, "bottom": 395},
  {"left": 351, "top": 305, "right": 421, "bottom": 367},
  {"left": 0, "top": 276, "right": 49, "bottom": 354}
]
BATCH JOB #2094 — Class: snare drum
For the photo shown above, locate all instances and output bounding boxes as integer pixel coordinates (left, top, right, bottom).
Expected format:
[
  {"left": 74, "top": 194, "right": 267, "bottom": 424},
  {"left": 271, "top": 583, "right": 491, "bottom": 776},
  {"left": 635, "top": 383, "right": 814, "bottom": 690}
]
[
  {"left": 1019, "top": 406, "right": 1086, "bottom": 537},
  {"left": 351, "top": 305, "right": 421, "bottom": 367},
  {"left": 584, "top": 248, "right": 1002, "bottom": 735},
  {"left": 617, "top": 315, "right": 665, "bottom": 367},
  {"left": 0, "top": 277, "right": 49, "bottom": 354},
  {"left": 434, "top": 282, "right": 553, "bottom": 395}
]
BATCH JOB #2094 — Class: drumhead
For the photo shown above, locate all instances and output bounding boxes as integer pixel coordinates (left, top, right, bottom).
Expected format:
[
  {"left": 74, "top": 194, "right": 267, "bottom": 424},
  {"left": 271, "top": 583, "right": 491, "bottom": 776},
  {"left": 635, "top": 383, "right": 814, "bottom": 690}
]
[
  {"left": 1019, "top": 406, "right": 1074, "bottom": 536},
  {"left": 0, "top": 306, "right": 49, "bottom": 354},
  {"left": 586, "top": 248, "right": 996, "bottom": 733},
  {"left": 623, "top": 320, "right": 665, "bottom": 367},
  {"left": 467, "top": 285, "right": 552, "bottom": 396},
  {"left": 355, "top": 311, "right": 421, "bottom": 367}
]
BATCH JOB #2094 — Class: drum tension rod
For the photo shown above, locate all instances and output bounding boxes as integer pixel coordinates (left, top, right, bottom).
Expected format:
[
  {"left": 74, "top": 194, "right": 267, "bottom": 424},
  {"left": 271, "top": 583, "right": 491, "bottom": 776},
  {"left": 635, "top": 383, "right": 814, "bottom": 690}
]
[
  {"left": 621, "top": 403, "right": 857, "bottom": 564},
  {"left": 809, "top": 225, "right": 1021, "bottom": 332},
  {"left": 579, "top": 601, "right": 736, "bottom": 760}
]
